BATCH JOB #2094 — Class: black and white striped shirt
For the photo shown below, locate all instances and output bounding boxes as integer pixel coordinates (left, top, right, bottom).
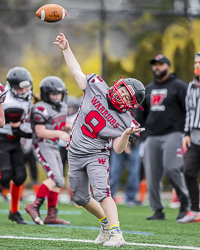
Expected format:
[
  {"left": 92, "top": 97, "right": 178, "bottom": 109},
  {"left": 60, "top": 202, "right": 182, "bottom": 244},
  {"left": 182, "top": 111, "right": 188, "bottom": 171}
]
[{"left": 184, "top": 78, "right": 200, "bottom": 136}]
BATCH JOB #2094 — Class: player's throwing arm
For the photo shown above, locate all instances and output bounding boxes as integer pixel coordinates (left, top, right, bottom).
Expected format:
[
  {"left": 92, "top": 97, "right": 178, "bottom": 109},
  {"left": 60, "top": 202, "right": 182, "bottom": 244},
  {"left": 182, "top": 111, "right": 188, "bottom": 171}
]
[{"left": 54, "top": 33, "right": 87, "bottom": 90}]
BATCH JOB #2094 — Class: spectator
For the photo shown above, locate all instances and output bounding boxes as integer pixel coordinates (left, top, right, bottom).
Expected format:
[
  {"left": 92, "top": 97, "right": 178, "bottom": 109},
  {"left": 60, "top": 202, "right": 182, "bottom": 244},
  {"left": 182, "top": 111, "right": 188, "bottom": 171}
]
[
  {"left": 109, "top": 139, "right": 141, "bottom": 207},
  {"left": 137, "top": 54, "right": 190, "bottom": 221},
  {"left": 178, "top": 52, "right": 200, "bottom": 223}
]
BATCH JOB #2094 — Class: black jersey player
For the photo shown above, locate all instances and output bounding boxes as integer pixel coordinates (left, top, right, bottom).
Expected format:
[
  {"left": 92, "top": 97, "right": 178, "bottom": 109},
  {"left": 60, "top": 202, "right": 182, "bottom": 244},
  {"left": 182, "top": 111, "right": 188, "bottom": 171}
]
[{"left": 0, "top": 66, "right": 33, "bottom": 224}]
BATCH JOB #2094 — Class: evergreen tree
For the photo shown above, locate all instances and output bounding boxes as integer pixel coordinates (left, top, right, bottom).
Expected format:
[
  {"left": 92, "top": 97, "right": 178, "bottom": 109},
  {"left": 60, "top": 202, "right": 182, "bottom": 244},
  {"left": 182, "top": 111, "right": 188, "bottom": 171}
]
[
  {"left": 182, "top": 39, "right": 195, "bottom": 83},
  {"left": 105, "top": 59, "right": 128, "bottom": 87},
  {"left": 173, "top": 46, "right": 184, "bottom": 80},
  {"left": 133, "top": 43, "right": 153, "bottom": 86},
  {"left": 133, "top": 33, "right": 163, "bottom": 85}
]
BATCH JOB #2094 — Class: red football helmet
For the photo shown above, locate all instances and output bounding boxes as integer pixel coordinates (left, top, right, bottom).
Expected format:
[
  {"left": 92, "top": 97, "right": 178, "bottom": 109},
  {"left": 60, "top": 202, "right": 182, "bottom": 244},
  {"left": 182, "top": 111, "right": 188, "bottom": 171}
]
[{"left": 108, "top": 76, "right": 145, "bottom": 112}]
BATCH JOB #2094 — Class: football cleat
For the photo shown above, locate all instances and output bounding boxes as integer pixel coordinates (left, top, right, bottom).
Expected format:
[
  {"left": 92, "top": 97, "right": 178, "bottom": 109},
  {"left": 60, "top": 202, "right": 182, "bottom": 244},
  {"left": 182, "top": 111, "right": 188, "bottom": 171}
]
[
  {"left": 146, "top": 210, "right": 166, "bottom": 220},
  {"left": 94, "top": 222, "right": 110, "bottom": 244},
  {"left": 177, "top": 211, "right": 200, "bottom": 223},
  {"left": 8, "top": 211, "right": 27, "bottom": 224},
  {"left": 44, "top": 206, "right": 70, "bottom": 225},
  {"left": 103, "top": 229, "right": 126, "bottom": 247},
  {"left": 25, "top": 203, "right": 44, "bottom": 225}
]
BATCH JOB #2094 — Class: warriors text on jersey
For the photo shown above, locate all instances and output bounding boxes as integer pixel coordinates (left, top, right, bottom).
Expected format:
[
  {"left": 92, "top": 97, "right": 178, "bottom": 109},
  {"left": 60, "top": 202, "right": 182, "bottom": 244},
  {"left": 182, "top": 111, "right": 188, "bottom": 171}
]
[
  {"left": 30, "top": 101, "right": 68, "bottom": 148},
  {"left": 68, "top": 74, "right": 139, "bottom": 155},
  {"left": 0, "top": 84, "right": 32, "bottom": 136}
]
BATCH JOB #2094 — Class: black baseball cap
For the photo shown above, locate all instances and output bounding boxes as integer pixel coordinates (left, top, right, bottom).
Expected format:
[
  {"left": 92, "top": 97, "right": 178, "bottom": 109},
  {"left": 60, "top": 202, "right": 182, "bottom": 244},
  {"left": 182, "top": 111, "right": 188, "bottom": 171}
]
[{"left": 150, "top": 54, "right": 171, "bottom": 66}]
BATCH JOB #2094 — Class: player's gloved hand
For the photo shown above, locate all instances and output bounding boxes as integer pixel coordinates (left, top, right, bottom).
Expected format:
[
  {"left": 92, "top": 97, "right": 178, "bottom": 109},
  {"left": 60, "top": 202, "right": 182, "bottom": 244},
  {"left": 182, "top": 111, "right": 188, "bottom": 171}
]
[{"left": 0, "top": 83, "right": 7, "bottom": 103}]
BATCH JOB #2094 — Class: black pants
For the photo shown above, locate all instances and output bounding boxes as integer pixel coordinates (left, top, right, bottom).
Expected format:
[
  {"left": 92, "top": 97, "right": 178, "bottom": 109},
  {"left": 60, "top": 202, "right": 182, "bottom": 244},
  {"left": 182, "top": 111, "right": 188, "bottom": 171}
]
[
  {"left": 183, "top": 143, "right": 200, "bottom": 212},
  {"left": 0, "top": 137, "right": 27, "bottom": 186}
]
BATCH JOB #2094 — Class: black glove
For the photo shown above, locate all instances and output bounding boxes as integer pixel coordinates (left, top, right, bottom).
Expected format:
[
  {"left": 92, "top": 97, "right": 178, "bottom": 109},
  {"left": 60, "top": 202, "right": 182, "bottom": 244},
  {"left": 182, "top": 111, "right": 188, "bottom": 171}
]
[
  {"left": 12, "top": 126, "right": 32, "bottom": 138},
  {"left": 128, "top": 134, "right": 137, "bottom": 143}
]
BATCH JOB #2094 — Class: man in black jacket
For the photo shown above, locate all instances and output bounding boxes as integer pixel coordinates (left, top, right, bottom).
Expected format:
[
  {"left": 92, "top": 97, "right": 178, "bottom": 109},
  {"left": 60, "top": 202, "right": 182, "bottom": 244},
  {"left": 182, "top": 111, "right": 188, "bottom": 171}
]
[{"left": 138, "top": 55, "right": 189, "bottom": 221}]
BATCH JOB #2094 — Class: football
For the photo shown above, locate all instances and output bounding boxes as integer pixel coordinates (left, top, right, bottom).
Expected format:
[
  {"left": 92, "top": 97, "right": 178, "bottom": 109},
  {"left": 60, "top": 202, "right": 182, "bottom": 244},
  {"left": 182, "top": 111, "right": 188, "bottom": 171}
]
[{"left": 36, "top": 4, "right": 67, "bottom": 23}]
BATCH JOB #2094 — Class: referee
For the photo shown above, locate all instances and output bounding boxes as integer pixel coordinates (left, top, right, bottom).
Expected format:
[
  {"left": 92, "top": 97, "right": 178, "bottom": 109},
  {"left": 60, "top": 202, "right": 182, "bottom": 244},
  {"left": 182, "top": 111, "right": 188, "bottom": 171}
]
[{"left": 178, "top": 52, "right": 200, "bottom": 223}]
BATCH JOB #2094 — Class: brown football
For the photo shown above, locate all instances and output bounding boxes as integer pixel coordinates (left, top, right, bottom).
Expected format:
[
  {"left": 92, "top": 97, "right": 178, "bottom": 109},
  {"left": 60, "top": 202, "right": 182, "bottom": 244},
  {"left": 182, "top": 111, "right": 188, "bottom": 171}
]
[{"left": 36, "top": 4, "right": 67, "bottom": 23}]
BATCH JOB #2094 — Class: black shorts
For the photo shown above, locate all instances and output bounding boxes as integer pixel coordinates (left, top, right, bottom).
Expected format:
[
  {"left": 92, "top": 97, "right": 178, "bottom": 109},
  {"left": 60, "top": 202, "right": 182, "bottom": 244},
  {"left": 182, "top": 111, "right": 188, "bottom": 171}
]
[
  {"left": 183, "top": 143, "right": 200, "bottom": 178},
  {"left": 0, "top": 136, "right": 24, "bottom": 172}
]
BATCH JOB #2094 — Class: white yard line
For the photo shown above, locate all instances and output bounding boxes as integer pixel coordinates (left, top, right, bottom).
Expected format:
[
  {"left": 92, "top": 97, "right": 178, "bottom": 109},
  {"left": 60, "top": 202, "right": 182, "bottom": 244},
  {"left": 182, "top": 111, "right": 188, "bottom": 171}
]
[{"left": 0, "top": 236, "right": 199, "bottom": 249}]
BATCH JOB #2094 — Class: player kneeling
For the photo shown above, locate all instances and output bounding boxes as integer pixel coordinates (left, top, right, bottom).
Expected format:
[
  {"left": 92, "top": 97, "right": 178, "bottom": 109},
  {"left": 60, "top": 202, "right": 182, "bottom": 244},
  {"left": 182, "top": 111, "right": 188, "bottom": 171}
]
[
  {"left": 54, "top": 33, "right": 145, "bottom": 247},
  {"left": 25, "top": 76, "right": 70, "bottom": 225}
]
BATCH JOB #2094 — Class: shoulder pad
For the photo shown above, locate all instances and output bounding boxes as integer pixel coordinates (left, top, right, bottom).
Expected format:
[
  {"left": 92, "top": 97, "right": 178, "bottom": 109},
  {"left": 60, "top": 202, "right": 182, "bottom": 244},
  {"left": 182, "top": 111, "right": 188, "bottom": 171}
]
[
  {"left": 32, "top": 113, "right": 46, "bottom": 124},
  {"left": 86, "top": 74, "right": 104, "bottom": 83},
  {"left": 31, "top": 105, "right": 49, "bottom": 124},
  {"left": 86, "top": 73, "right": 96, "bottom": 81},
  {"left": 131, "top": 118, "right": 140, "bottom": 128},
  {"left": 34, "top": 106, "right": 48, "bottom": 118}
]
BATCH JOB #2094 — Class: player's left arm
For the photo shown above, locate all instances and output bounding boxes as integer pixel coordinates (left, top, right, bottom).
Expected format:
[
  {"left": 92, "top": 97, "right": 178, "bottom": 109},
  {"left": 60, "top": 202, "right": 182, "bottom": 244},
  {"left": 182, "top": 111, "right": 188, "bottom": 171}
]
[{"left": 113, "top": 127, "right": 144, "bottom": 154}]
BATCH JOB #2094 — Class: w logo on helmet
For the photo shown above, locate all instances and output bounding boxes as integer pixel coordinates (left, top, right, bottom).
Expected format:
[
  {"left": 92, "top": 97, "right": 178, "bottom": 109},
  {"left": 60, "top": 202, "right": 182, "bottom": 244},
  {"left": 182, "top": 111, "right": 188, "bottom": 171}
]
[{"left": 98, "top": 158, "right": 106, "bottom": 164}]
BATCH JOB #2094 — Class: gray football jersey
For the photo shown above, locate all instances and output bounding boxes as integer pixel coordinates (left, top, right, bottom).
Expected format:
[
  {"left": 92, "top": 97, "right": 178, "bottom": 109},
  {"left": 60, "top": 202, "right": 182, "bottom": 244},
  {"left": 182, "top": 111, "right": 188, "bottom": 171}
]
[
  {"left": 0, "top": 84, "right": 32, "bottom": 136},
  {"left": 30, "top": 101, "right": 68, "bottom": 146},
  {"left": 68, "top": 74, "right": 138, "bottom": 155}
]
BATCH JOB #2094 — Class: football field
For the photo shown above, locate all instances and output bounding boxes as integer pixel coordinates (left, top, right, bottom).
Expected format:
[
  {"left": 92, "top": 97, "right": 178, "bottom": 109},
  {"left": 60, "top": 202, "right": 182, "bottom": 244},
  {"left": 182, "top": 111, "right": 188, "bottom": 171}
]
[{"left": 0, "top": 198, "right": 200, "bottom": 250}]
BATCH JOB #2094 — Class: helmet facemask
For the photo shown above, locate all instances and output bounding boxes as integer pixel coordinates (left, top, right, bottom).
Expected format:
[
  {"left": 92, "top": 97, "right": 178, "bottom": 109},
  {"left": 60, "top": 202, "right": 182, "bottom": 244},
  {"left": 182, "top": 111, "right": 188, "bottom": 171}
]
[
  {"left": 9, "top": 81, "right": 32, "bottom": 101},
  {"left": 108, "top": 76, "right": 143, "bottom": 112},
  {"left": 49, "top": 89, "right": 66, "bottom": 107}
]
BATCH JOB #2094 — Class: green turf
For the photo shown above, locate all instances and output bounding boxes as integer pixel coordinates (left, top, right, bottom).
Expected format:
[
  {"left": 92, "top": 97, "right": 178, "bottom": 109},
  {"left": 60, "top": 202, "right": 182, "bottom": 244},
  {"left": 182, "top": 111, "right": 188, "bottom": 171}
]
[{"left": 0, "top": 198, "right": 199, "bottom": 249}]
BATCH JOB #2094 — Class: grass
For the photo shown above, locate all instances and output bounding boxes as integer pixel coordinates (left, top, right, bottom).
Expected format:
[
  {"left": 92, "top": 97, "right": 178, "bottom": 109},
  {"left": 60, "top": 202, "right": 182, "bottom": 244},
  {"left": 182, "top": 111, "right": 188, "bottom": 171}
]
[{"left": 0, "top": 197, "right": 199, "bottom": 249}]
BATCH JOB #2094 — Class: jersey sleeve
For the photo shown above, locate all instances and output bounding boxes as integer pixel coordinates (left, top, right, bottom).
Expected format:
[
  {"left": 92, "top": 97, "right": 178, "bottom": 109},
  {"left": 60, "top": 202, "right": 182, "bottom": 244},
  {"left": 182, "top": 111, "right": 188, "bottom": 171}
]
[
  {"left": 31, "top": 105, "right": 49, "bottom": 125},
  {"left": 86, "top": 74, "right": 104, "bottom": 85}
]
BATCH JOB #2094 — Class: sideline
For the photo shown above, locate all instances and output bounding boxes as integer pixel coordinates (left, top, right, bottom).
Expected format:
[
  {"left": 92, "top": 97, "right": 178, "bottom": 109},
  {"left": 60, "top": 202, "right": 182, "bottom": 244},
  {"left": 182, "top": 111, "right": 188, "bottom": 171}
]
[{"left": 0, "top": 236, "right": 199, "bottom": 249}]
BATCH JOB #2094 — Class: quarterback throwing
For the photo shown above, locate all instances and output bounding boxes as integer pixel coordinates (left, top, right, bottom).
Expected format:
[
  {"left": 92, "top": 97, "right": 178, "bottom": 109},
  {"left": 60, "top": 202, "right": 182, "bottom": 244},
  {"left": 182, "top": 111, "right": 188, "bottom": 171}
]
[{"left": 54, "top": 33, "right": 145, "bottom": 247}]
